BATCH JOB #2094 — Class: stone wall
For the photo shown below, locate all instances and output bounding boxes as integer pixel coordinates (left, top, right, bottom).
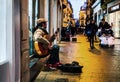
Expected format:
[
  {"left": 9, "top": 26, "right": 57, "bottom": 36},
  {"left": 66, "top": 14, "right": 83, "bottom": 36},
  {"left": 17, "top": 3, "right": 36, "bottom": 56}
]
[{"left": 20, "top": 0, "right": 30, "bottom": 82}]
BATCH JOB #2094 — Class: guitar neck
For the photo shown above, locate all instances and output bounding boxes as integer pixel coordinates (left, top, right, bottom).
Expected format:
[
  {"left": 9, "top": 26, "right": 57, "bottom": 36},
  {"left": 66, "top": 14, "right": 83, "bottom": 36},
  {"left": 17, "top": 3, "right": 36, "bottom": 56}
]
[
  {"left": 49, "top": 28, "right": 59, "bottom": 43},
  {"left": 49, "top": 34, "right": 56, "bottom": 43}
]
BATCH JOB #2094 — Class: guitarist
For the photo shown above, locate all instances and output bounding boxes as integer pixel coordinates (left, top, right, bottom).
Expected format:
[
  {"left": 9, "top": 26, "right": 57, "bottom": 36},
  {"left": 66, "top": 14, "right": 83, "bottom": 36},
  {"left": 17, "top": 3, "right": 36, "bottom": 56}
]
[{"left": 33, "top": 18, "right": 61, "bottom": 69}]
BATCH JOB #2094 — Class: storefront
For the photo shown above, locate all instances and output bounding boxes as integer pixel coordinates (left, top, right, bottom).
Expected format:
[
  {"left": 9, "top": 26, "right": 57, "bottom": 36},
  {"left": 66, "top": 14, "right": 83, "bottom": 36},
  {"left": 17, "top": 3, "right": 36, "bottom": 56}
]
[
  {"left": 102, "top": 9, "right": 107, "bottom": 20},
  {"left": 108, "top": 3, "right": 120, "bottom": 38},
  {"left": 92, "top": 0, "right": 102, "bottom": 25}
]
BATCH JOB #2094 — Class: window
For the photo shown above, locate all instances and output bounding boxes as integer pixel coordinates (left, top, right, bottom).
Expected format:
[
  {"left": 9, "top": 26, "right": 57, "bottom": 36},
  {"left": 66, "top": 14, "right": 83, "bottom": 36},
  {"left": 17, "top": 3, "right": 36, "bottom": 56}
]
[
  {"left": 28, "top": 0, "right": 39, "bottom": 56},
  {"left": 0, "top": 0, "right": 13, "bottom": 65},
  {"left": 28, "top": 0, "right": 33, "bottom": 56},
  {"left": 0, "top": 0, "right": 7, "bottom": 64}
]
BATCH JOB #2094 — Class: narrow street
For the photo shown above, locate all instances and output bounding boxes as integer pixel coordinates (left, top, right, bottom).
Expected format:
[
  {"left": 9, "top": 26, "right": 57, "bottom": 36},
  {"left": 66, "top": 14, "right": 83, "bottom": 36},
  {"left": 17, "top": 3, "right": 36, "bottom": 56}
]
[
  {"left": 1, "top": 0, "right": 120, "bottom": 82},
  {"left": 35, "top": 34, "right": 120, "bottom": 82}
]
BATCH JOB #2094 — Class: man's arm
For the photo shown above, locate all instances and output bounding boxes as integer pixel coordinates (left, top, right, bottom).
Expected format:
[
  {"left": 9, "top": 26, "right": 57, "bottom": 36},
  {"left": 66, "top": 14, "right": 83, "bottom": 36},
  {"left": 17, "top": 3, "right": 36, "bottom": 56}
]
[
  {"left": 98, "top": 22, "right": 102, "bottom": 29},
  {"left": 33, "top": 29, "right": 50, "bottom": 45}
]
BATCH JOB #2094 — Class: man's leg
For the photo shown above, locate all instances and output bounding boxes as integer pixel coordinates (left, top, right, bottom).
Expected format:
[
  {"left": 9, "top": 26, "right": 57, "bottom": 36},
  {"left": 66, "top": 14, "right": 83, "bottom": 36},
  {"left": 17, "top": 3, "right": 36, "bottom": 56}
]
[
  {"left": 90, "top": 36, "right": 95, "bottom": 49},
  {"left": 47, "top": 45, "right": 60, "bottom": 64},
  {"left": 51, "top": 45, "right": 60, "bottom": 63},
  {"left": 92, "top": 36, "right": 95, "bottom": 47},
  {"left": 90, "top": 38, "right": 92, "bottom": 48}
]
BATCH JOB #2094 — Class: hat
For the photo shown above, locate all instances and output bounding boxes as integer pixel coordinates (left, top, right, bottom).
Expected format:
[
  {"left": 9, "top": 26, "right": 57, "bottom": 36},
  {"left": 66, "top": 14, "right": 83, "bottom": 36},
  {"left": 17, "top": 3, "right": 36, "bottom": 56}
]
[{"left": 37, "top": 18, "right": 47, "bottom": 24}]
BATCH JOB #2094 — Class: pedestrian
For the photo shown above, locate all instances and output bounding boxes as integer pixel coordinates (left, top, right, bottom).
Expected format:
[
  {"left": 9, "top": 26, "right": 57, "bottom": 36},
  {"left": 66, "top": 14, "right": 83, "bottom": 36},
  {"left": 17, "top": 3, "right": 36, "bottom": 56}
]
[
  {"left": 107, "top": 27, "right": 114, "bottom": 36},
  {"left": 33, "top": 18, "right": 61, "bottom": 70},
  {"left": 94, "top": 22, "right": 98, "bottom": 41},
  {"left": 75, "top": 20, "right": 80, "bottom": 34},
  {"left": 87, "top": 20, "right": 97, "bottom": 49},
  {"left": 99, "top": 18, "right": 110, "bottom": 34},
  {"left": 70, "top": 24, "right": 76, "bottom": 36},
  {"left": 85, "top": 20, "right": 90, "bottom": 41}
]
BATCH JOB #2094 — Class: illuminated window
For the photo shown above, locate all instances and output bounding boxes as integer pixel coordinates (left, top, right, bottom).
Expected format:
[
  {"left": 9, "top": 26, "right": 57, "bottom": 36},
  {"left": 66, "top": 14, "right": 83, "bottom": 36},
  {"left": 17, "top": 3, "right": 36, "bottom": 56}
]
[
  {"left": 29, "top": 0, "right": 39, "bottom": 56},
  {"left": 0, "top": 0, "right": 13, "bottom": 65},
  {"left": 0, "top": 0, "right": 7, "bottom": 64}
]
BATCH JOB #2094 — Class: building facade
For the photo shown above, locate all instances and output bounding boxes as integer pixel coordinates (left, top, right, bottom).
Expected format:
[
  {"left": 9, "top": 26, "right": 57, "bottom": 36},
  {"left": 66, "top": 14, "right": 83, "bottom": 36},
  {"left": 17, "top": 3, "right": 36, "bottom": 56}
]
[
  {"left": 92, "top": 0, "right": 102, "bottom": 25},
  {"left": 79, "top": 2, "right": 87, "bottom": 27},
  {"left": 0, "top": 0, "right": 63, "bottom": 82},
  {"left": 107, "top": 0, "right": 120, "bottom": 38}
]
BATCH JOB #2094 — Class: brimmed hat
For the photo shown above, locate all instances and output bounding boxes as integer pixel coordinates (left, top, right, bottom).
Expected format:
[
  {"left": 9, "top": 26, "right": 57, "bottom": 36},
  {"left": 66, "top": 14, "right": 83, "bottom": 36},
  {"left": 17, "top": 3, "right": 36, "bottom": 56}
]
[{"left": 37, "top": 18, "right": 47, "bottom": 24}]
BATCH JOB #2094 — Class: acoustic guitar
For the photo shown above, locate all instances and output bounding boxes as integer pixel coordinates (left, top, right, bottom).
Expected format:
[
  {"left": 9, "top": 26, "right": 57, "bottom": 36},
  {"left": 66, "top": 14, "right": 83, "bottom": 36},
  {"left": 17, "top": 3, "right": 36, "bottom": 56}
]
[{"left": 34, "top": 28, "right": 59, "bottom": 57}]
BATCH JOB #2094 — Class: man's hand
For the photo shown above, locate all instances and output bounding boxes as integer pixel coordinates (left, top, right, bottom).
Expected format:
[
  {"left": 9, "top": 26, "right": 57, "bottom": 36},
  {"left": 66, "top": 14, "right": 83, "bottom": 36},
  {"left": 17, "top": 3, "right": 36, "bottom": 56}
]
[{"left": 48, "top": 44, "right": 52, "bottom": 50}]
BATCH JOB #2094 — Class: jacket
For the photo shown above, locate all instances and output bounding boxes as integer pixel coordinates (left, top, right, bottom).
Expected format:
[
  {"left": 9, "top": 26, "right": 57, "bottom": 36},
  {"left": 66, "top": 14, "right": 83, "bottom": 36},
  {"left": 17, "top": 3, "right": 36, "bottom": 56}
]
[{"left": 33, "top": 26, "right": 50, "bottom": 49}]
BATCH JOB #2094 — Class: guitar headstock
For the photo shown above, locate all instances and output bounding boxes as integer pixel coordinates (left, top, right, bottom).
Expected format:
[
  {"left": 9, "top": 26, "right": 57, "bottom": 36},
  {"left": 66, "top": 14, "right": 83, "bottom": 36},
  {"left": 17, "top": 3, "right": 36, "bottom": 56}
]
[
  {"left": 55, "top": 28, "right": 60, "bottom": 34},
  {"left": 49, "top": 28, "right": 60, "bottom": 42},
  {"left": 57, "top": 28, "right": 60, "bottom": 31}
]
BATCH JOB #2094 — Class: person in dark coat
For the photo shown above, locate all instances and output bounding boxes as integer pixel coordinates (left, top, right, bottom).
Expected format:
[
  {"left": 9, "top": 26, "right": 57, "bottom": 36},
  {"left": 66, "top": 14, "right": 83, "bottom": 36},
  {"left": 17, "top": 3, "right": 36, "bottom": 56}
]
[
  {"left": 85, "top": 20, "right": 90, "bottom": 41},
  {"left": 88, "top": 20, "right": 98, "bottom": 49},
  {"left": 99, "top": 18, "right": 110, "bottom": 34},
  {"left": 94, "top": 23, "right": 98, "bottom": 41}
]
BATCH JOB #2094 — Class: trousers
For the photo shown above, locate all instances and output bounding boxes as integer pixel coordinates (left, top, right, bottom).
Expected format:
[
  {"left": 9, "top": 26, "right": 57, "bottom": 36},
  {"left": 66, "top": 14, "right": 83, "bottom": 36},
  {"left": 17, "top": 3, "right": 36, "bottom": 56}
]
[{"left": 47, "top": 45, "right": 60, "bottom": 64}]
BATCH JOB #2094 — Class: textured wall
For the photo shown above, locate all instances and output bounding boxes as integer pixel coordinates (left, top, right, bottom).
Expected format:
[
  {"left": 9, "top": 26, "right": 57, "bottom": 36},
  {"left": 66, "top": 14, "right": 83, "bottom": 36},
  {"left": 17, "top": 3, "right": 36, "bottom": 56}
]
[{"left": 20, "top": 0, "right": 30, "bottom": 82}]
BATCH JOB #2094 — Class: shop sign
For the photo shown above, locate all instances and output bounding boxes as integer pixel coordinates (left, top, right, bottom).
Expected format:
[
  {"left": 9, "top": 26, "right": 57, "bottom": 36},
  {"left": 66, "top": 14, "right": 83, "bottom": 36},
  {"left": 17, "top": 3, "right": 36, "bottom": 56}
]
[{"left": 108, "top": 3, "right": 120, "bottom": 13}]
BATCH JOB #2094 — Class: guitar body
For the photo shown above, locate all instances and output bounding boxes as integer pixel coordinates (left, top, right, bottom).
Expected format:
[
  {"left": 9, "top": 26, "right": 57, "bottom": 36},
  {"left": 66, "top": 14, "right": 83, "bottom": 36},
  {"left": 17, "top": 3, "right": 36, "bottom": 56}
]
[
  {"left": 34, "top": 28, "right": 59, "bottom": 58},
  {"left": 34, "top": 41, "right": 49, "bottom": 57}
]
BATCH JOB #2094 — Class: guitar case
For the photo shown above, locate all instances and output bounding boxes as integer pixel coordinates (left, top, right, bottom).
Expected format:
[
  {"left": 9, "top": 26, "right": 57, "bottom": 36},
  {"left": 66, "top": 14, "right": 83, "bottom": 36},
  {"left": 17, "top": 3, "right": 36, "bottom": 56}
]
[{"left": 58, "top": 61, "right": 83, "bottom": 73}]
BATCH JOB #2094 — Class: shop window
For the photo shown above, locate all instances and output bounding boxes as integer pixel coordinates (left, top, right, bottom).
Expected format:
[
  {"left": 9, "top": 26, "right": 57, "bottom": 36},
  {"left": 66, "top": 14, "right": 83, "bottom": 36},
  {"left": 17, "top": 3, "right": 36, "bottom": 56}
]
[
  {"left": 28, "top": 0, "right": 33, "bottom": 56},
  {"left": 0, "top": 0, "right": 13, "bottom": 65},
  {"left": 0, "top": 0, "right": 7, "bottom": 64},
  {"left": 28, "top": 0, "right": 39, "bottom": 57}
]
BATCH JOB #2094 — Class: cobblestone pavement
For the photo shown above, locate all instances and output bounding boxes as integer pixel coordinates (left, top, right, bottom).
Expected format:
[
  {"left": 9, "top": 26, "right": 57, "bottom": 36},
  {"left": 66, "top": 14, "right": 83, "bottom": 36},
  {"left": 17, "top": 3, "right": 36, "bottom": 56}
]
[{"left": 35, "top": 35, "right": 120, "bottom": 82}]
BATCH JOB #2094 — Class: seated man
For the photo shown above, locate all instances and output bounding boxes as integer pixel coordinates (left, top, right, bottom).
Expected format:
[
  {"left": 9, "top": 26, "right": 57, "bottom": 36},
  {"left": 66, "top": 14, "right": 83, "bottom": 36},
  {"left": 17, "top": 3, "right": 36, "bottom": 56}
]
[{"left": 33, "top": 18, "right": 61, "bottom": 69}]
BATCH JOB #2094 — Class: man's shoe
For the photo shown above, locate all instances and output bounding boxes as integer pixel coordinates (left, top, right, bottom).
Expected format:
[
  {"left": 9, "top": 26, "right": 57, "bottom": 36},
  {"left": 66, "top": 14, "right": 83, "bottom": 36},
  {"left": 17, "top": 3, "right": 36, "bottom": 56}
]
[
  {"left": 52, "top": 62, "right": 62, "bottom": 68},
  {"left": 49, "top": 67, "right": 57, "bottom": 71},
  {"left": 45, "top": 64, "right": 52, "bottom": 68}
]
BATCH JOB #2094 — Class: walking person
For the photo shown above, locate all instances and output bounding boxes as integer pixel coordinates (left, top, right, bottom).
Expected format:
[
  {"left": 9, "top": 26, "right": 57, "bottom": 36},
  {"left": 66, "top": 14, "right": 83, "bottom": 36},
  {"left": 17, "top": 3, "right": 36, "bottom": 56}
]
[
  {"left": 33, "top": 18, "right": 61, "bottom": 69},
  {"left": 85, "top": 20, "right": 90, "bottom": 41},
  {"left": 87, "top": 20, "right": 98, "bottom": 49},
  {"left": 94, "top": 22, "right": 98, "bottom": 41}
]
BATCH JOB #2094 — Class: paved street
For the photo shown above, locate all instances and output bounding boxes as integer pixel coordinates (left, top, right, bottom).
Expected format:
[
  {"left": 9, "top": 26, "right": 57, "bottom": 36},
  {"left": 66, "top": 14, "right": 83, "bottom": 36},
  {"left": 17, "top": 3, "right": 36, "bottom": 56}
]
[{"left": 35, "top": 34, "right": 120, "bottom": 82}]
